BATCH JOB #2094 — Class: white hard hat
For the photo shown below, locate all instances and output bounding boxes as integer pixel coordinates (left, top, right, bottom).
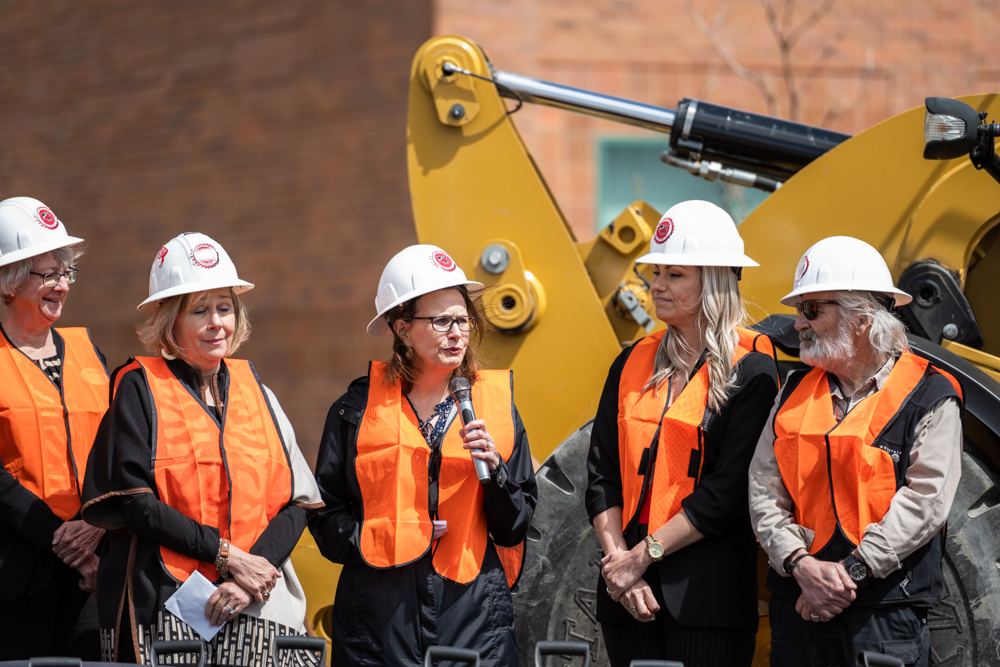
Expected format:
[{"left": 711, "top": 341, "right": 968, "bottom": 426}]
[
  {"left": 780, "top": 236, "right": 912, "bottom": 307},
  {"left": 0, "top": 197, "right": 83, "bottom": 269},
  {"left": 138, "top": 232, "right": 254, "bottom": 311},
  {"left": 367, "top": 244, "right": 483, "bottom": 336},
  {"left": 636, "top": 200, "right": 758, "bottom": 268}
]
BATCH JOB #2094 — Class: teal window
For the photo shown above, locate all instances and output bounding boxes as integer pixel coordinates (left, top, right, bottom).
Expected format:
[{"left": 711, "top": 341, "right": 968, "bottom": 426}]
[{"left": 596, "top": 137, "right": 769, "bottom": 232}]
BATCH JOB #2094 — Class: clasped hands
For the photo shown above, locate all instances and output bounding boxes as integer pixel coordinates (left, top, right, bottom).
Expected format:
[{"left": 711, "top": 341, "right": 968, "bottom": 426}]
[
  {"left": 791, "top": 553, "right": 857, "bottom": 623},
  {"left": 52, "top": 520, "right": 104, "bottom": 593},
  {"left": 205, "top": 545, "right": 281, "bottom": 626},
  {"left": 601, "top": 546, "right": 659, "bottom": 623}
]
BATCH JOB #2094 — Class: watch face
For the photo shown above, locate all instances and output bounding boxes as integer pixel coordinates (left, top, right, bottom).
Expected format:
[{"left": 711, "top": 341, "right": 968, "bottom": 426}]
[
  {"left": 848, "top": 561, "right": 867, "bottom": 581},
  {"left": 648, "top": 540, "right": 664, "bottom": 559}
]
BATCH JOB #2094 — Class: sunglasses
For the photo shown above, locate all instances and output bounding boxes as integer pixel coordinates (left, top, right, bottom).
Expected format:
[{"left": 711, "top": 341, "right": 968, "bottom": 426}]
[{"left": 796, "top": 299, "right": 840, "bottom": 321}]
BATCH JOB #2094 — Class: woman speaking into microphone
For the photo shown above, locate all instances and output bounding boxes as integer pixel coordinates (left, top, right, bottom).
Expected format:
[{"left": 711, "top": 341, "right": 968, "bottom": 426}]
[{"left": 309, "top": 244, "right": 537, "bottom": 667}]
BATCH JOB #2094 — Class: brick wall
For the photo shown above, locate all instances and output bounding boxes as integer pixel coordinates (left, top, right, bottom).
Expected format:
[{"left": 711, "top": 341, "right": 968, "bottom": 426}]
[
  {"left": 435, "top": 0, "right": 1000, "bottom": 237},
  {"left": 0, "top": 1, "right": 432, "bottom": 463}
]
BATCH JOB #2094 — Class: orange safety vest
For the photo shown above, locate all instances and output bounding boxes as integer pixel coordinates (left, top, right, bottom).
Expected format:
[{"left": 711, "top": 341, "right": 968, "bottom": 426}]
[
  {"left": 356, "top": 362, "right": 524, "bottom": 587},
  {"left": 0, "top": 327, "right": 108, "bottom": 520},
  {"left": 617, "top": 327, "right": 774, "bottom": 531},
  {"left": 118, "top": 357, "right": 292, "bottom": 583},
  {"left": 773, "top": 352, "right": 962, "bottom": 554}
]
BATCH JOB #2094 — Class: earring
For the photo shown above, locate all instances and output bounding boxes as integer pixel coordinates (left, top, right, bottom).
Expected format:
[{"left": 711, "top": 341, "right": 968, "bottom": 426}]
[{"left": 404, "top": 345, "right": 413, "bottom": 360}]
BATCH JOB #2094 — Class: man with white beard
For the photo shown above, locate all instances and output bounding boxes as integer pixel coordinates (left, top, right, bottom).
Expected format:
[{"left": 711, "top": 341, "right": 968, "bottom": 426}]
[{"left": 748, "top": 236, "right": 963, "bottom": 667}]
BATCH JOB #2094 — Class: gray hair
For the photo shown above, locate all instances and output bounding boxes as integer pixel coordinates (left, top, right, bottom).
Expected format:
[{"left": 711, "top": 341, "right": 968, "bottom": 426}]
[
  {"left": 0, "top": 246, "right": 83, "bottom": 305},
  {"left": 835, "top": 290, "right": 910, "bottom": 356}
]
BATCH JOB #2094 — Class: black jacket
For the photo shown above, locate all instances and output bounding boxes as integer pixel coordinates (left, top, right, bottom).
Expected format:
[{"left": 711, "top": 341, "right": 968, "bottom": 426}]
[
  {"left": 586, "top": 340, "right": 780, "bottom": 631},
  {"left": 309, "top": 374, "right": 538, "bottom": 667}
]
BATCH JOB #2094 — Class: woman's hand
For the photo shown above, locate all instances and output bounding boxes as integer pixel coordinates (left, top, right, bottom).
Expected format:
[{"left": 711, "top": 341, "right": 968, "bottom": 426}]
[
  {"left": 601, "top": 544, "right": 648, "bottom": 602},
  {"left": 206, "top": 580, "right": 252, "bottom": 626},
  {"left": 52, "top": 520, "right": 105, "bottom": 568},
  {"left": 76, "top": 553, "right": 99, "bottom": 593},
  {"left": 461, "top": 418, "right": 501, "bottom": 472},
  {"left": 226, "top": 545, "right": 280, "bottom": 603},
  {"left": 620, "top": 578, "right": 659, "bottom": 622}
]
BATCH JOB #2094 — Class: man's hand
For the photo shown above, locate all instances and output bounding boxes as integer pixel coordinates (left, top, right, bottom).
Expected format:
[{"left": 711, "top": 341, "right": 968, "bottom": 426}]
[{"left": 793, "top": 555, "right": 856, "bottom": 619}]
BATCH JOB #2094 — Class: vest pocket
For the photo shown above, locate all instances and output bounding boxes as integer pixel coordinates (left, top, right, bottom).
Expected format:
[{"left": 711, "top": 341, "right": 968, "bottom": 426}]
[{"left": 3, "top": 456, "right": 23, "bottom": 477}]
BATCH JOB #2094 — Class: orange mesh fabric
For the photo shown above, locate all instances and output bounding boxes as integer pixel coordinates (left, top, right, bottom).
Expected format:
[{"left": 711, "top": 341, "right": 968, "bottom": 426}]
[
  {"left": 0, "top": 328, "right": 108, "bottom": 520},
  {"left": 774, "top": 353, "right": 931, "bottom": 552},
  {"left": 138, "top": 357, "right": 291, "bottom": 583},
  {"left": 358, "top": 362, "right": 523, "bottom": 586},
  {"left": 618, "top": 328, "right": 766, "bottom": 531}
]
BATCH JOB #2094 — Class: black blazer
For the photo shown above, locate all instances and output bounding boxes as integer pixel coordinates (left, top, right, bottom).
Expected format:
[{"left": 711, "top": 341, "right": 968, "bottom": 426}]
[{"left": 586, "top": 340, "right": 780, "bottom": 631}]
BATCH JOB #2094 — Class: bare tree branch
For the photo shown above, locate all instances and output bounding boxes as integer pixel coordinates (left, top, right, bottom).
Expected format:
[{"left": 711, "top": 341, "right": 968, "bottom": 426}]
[
  {"left": 684, "top": 0, "right": 777, "bottom": 115},
  {"left": 787, "top": 0, "right": 838, "bottom": 47}
]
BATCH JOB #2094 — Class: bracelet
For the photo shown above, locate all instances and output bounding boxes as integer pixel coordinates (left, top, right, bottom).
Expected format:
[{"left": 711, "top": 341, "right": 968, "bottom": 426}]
[
  {"left": 215, "top": 538, "right": 230, "bottom": 578},
  {"left": 786, "top": 551, "right": 811, "bottom": 574}
]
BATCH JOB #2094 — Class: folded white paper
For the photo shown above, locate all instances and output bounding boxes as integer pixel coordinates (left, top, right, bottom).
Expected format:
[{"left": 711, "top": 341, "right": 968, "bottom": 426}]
[{"left": 164, "top": 570, "right": 226, "bottom": 641}]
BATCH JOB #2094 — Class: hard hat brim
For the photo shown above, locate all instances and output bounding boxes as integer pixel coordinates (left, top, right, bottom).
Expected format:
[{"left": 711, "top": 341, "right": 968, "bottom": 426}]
[
  {"left": 137, "top": 279, "right": 255, "bottom": 311},
  {"left": 0, "top": 235, "right": 84, "bottom": 269},
  {"left": 780, "top": 283, "right": 913, "bottom": 307},
  {"left": 367, "top": 279, "right": 485, "bottom": 336},
  {"left": 635, "top": 251, "right": 759, "bottom": 268}
]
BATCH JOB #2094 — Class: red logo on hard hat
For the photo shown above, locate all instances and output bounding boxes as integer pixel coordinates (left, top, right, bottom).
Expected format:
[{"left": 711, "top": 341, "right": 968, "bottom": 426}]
[
  {"left": 654, "top": 217, "right": 674, "bottom": 244},
  {"left": 431, "top": 251, "right": 456, "bottom": 272},
  {"left": 191, "top": 243, "right": 220, "bottom": 269},
  {"left": 36, "top": 207, "right": 58, "bottom": 230},
  {"left": 155, "top": 246, "right": 169, "bottom": 269},
  {"left": 794, "top": 255, "right": 810, "bottom": 284}
]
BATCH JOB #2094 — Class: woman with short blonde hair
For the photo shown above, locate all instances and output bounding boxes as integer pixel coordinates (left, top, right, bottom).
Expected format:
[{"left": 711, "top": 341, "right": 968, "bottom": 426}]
[{"left": 83, "top": 232, "right": 322, "bottom": 665}]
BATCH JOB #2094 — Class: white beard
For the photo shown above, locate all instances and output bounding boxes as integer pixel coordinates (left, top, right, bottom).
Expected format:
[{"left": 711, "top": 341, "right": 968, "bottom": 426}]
[{"left": 799, "top": 316, "right": 855, "bottom": 370}]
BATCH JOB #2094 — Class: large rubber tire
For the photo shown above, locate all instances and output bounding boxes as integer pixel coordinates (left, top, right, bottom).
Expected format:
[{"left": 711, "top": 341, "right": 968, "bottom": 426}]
[{"left": 514, "top": 424, "right": 1000, "bottom": 667}]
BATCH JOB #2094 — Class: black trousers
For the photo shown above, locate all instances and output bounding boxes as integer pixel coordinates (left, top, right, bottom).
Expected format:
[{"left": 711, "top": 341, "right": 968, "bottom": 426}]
[
  {"left": 0, "top": 561, "right": 100, "bottom": 660},
  {"left": 769, "top": 594, "right": 930, "bottom": 667},
  {"left": 602, "top": 610, "right": 756, "bottom": 667}
]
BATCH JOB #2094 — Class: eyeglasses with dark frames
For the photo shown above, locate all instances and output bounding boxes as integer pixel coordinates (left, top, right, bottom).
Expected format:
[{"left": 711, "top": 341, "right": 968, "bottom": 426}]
[
  {"left": 29, "top": 267, "right": 78, "bottom": 288},
  {"left": 796, "top": 299, "right": 840, "bottom": 321},
  {"left": 410, "top": 315, "right": 477, "bottom": 332}
]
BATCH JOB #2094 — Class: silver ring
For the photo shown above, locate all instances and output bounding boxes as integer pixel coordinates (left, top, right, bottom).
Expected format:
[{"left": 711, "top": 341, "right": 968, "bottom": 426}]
[
  {"left": 263, "top": 591, "right": 270, "bottom": 599},
  {"left": 224, "top": 604, "right": 235, "bottom": 614},
  {"left": 606, "top": 586, "right": 612, "bottom": 593},
  {"left": 629, "top": 607, "right": 637, "bottom": 613},
  {"left": 810, "top": 613, "right": 819, "bottom": 620}
]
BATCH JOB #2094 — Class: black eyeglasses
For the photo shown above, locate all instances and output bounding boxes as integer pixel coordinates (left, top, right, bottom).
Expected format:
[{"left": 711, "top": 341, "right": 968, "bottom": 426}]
[
  {"left": 410, "top": 315, "right": 477, "bottom": 332},
  {"left": 29, "top": 267, "right": 78, "bottom": 288},
  {"left": 796, "top": 299, "right": 839, "bottom": 321}
]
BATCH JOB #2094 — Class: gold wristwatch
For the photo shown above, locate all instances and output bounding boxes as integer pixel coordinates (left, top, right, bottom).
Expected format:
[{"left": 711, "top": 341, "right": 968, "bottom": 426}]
[{"left": 644, "top": 535, "right": 665, "bottom": 561}]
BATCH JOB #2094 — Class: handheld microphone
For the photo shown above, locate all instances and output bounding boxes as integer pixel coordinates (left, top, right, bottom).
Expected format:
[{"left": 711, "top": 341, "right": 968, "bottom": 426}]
[{"left": 449, "top": 377, "right": 491, "bottom": 484}]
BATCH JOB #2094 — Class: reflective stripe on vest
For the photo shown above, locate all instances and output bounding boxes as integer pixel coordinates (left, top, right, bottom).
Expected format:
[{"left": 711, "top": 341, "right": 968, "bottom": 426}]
[
  {"left": 357, "top": 362, "right": 523, "bottom": 586},
  {"left": 773, "top": 352, "right": 960, "bottom": 553},
  {"left": 0, "top": 327, "right": 109, "bottom": 520},
  {"left": 131, "top": 357, "right": 292, "bottom": 583},
  {"left": 618, "top": 327, "right": 773, "bottom": 530}
]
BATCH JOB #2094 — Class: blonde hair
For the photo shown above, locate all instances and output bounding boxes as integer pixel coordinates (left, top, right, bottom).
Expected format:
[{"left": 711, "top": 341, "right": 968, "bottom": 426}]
[
  {"left": 137, "top": 288, "right": 250, "bottom": 360},
  {"left": 643, "top": 266, "right": 747, "bottom": 412}
]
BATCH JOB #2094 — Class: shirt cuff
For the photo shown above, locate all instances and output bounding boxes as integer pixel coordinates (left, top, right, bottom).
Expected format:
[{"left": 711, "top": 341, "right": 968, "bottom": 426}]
[
  {"left": 858, "top": 523, "right": 901, "bottom": 579},
  {"left": 761, "top": 526, "right": 814, "bottom": 577}
]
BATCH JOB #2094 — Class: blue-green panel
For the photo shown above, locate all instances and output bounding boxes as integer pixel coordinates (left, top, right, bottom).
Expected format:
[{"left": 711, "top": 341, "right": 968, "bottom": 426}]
[{"left": 596, "top": 137, "right": 769, "bottom": 232}]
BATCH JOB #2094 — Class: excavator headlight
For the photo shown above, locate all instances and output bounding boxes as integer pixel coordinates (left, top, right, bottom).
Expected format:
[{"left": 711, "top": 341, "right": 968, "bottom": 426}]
[{"left": 923, "top": 97, "right": 981, "bottom": 159}]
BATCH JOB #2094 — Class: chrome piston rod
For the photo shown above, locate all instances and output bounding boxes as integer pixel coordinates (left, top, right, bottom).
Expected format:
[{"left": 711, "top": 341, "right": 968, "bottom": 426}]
[{"left": 490, "top": 68, "right": 677, "bottom": 133}]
